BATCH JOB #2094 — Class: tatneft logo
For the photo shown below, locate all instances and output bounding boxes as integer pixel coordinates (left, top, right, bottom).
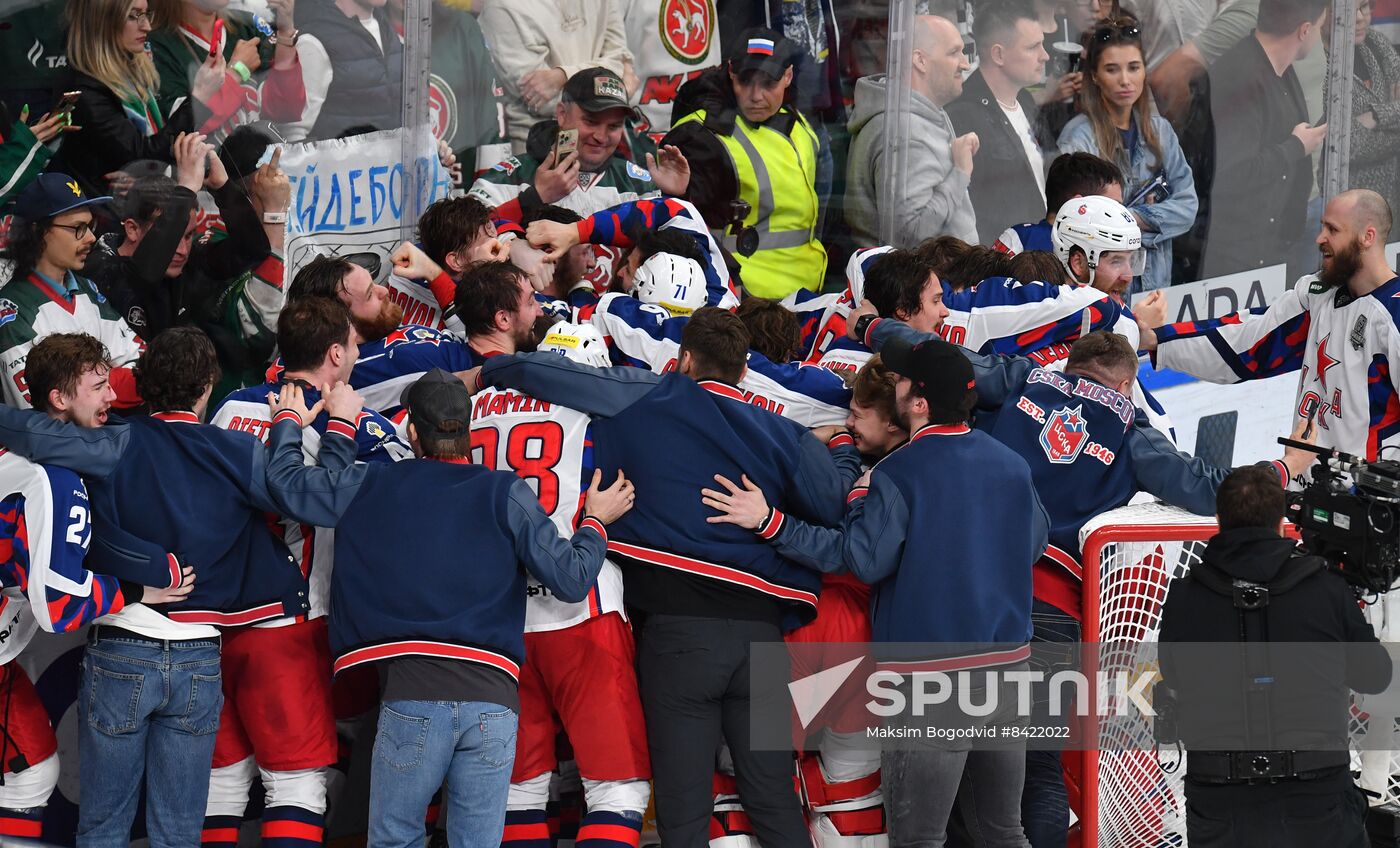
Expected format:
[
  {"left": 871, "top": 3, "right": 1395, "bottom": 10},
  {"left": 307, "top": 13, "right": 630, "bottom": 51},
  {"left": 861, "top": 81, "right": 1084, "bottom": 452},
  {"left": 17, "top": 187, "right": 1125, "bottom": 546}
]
[{"left": 786, "top": 655, "right": 1157, "bottom": 730}]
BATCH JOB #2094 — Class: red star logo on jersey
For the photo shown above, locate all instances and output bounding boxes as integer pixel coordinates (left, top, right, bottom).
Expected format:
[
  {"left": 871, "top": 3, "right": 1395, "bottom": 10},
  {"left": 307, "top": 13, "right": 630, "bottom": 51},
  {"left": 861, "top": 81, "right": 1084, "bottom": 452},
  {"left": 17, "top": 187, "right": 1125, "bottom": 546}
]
[{"left": 1315, "top": 335, "right": 1340, "bottom": 391}]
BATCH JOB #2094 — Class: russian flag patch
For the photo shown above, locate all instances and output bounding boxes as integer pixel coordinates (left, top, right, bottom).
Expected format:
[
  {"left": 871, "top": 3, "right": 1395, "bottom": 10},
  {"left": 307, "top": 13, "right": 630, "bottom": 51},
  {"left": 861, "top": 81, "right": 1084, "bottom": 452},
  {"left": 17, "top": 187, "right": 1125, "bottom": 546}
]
[{"left": 748, "top": 37, "right": 775, "bottom": 55}]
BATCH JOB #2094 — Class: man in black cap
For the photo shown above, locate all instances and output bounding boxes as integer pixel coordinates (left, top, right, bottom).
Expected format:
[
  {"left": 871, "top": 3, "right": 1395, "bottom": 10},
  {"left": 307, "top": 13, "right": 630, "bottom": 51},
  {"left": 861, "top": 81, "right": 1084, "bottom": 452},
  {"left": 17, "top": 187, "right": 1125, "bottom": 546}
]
[
  {"left": 469, "top": 66, "right": 691, "bottom": 222},
  {"left": 263, "top": 369, "right": 636, "bottom": 848},
  {"left": 704, "top": 333, "right": 1049, "bottom": 847},
  {"left": 669, "top": 28, "right": 828, "bottom": 299},
  {"left": 0, "top": 172, "right": 144, "bottom": 409}
]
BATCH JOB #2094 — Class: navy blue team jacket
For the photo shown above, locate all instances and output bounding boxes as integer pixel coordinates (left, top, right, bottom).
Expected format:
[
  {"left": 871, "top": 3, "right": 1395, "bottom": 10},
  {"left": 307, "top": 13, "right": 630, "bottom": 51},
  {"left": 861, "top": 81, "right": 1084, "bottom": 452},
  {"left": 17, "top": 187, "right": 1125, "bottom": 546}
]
[
  {"left": 760, "top": 422, "right": 1049, "bottom": 666},
  {"left": 260, "top": 414, "right": 611, "bottom": 681},
  {"left": 478, "top": 353, "right": 852, "bottom": 627},
  {"left": 0, "top": 408, "right": 344, "bottom": 625}
]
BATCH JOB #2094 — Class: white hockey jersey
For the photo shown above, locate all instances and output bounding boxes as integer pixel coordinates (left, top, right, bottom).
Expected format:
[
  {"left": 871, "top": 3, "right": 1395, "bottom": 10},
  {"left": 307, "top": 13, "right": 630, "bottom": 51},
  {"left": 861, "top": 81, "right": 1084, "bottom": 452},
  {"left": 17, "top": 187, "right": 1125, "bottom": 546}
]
[
  {"left": 590, "top": 292, "right": 851, "bottom": 426},
  {"left": 210, "top": 384, "right": 412, "bottom": 623},
  {"left": 468, "top": 386, "right": 626, "bottom": 632},
  {"left": 1156, "top": 274, "right": 1400, "bottom": 461}
]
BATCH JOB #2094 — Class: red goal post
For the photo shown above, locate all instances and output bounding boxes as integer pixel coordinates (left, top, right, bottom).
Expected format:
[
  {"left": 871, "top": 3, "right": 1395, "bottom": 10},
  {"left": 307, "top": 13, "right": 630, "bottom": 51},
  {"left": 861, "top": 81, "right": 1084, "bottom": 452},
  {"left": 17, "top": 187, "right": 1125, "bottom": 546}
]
[{"left": 1076, "top": 503, "right": 1232, "bottom": 848}]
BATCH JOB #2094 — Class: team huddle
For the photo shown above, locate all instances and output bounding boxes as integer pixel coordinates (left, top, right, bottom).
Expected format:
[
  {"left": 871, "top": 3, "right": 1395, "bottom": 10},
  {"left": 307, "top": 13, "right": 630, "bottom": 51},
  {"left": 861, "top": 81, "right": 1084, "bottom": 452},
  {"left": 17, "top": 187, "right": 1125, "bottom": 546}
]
[{"left": 0, "top": 137, "right": 1398, "bottom": 848}]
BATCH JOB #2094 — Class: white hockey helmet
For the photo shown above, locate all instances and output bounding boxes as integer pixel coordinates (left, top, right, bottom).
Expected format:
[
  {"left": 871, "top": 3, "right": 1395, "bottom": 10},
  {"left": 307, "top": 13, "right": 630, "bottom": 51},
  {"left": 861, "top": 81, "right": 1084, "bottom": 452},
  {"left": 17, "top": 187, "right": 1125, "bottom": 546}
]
[
  {"left": 631, "top": 253, "right": 708, "bottom": 316},
  {"left": 1053, "top": 195, "right": 1146, "bottom": 277},
  {"left": 538, "top": 320, "right": 611, "bottom": 368}
]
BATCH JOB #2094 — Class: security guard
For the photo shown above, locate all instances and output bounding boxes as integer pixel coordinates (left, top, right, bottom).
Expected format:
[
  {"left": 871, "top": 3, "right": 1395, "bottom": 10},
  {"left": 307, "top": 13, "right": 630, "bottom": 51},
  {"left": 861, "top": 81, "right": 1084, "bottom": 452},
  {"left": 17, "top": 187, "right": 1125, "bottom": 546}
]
[
  {"left": 1158, "top": 465, "right": 1392, "bottom": 847},
  {"left": 669, "top": 28, "right": 826, "bottom": 299}
]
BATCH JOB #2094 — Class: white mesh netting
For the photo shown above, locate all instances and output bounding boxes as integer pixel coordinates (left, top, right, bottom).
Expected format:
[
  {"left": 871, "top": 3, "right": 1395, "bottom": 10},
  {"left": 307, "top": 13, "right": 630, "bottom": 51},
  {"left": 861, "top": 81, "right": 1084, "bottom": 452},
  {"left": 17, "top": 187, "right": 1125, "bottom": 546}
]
[
  {"left": 1079, "top": 503, "right": 1400, "bottom": 846},
  {"left": 1080, "top": 503, "right": 1218, "bottom": 848}
]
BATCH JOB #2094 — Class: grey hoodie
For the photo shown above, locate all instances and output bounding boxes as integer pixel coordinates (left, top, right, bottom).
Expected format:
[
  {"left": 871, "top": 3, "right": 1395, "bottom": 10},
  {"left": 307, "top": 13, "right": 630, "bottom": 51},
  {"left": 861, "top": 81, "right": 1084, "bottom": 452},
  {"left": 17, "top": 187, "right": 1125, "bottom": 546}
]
[{"left": 845, "top": 74, "right": 978, "bottom": 249}]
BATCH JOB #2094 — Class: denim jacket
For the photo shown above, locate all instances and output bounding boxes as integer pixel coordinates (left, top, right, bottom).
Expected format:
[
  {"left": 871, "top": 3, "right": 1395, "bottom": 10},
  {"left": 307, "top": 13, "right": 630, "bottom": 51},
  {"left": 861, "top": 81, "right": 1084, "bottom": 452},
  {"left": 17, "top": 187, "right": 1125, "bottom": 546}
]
[{"left": 1058, "top": 113, "right": 1199, "bottom": 292}]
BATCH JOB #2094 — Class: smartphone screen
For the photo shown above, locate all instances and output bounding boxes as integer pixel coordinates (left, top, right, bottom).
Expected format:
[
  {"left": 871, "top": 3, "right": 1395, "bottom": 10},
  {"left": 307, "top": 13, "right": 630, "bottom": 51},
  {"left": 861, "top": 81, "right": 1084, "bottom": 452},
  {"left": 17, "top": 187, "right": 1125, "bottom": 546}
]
[{"left": 553, "top": 128, "right": 579, "bottom": 163}]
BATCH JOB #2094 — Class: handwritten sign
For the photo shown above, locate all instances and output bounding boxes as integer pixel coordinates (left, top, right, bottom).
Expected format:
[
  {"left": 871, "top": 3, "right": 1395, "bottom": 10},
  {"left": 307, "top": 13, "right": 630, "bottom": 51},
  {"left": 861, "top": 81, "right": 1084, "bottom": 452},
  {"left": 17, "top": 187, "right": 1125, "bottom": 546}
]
[{"left": 281, "top": 126, "right": 452, "bottom": 285}]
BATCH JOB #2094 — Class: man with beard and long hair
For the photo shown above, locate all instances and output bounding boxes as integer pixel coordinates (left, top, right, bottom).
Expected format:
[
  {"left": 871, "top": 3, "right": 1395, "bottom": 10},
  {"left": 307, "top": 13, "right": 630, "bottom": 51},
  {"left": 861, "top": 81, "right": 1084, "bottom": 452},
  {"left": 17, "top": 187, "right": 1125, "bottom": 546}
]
[
  {"left": 454, "top": 261, "right": 546, "bottom": 362},
  {"left": 1139, "top": 189, "right": 1399, "bottom": 464},
  {"left": 270, "top": 254, "right": 484, "bottom": 429}
]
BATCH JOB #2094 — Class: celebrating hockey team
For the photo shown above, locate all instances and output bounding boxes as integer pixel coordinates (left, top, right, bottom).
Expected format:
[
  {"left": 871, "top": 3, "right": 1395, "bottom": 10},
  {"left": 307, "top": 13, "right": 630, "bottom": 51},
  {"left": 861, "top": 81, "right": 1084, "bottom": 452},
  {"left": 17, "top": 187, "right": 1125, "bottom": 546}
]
[{"left": 0, "top": 0, "right": 1397, "bottom": 845}]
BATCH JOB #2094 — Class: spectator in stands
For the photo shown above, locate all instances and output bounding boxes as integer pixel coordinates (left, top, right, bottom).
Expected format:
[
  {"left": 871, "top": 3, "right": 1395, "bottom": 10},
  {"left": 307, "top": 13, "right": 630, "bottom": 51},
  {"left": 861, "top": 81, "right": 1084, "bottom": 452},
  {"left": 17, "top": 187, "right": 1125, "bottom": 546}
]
[
  {"left": 1203, "top": 0, "right": 1329, "bottom": 279},
  {"left": 85, "top": 134, "right": 263, "bottom": 341},
  {"left": 0, "top": 174, "right": 143, "bottom": 409},
  {"left": 147, "top": 0, "right": 306, "bottom": 142},
  {"left": 478, "top": 0, "right": 633, "bottom": 151},
  {"left": 620, "top": 0, "right": 721, "bottom": 139},
  {"left": 671, "top": 29, "right": 827, "bottom": 298},
  {"left": 1322, "top": 0, "right": 1400, "bottom": 206},
  {"left": 1150, "top": 0, "right": 1294, "bottom": 126},
  {"left": 469, "top": 68, "right": 687, "bottom": 221},
  {"left": 993, "top": 151, "right": 1123, "bottom": 256},
  {"left": 846, "top": 14, "right": 979, "bottom": 249},
  {"left": 1058, "top": 17, "right": 1198, "bottom": 293},
  {"left": 0, "top": 105, "right": 74, "bottom": 210},
  {"left": 206, "top": 124, "right": 292, "bottom": 399},
  {"left": 282, "top": 0, "right": 402, "bottom": 141},
  {"left": 946, "top": 0, "right": 1052, "bottom": 246},
  {"left": 49, "top": 0, "right": 223, "bottom": 197},
  {"left": 386, "top": 0, "right": 510, "bottom": 172}
]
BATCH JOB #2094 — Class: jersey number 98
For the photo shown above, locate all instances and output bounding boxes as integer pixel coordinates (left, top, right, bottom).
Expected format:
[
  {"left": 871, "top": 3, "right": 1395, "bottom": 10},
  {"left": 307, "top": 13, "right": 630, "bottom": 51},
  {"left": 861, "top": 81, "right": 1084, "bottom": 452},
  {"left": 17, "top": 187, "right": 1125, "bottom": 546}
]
[{"left": 470, "top": 422, "right": 566, "bottom": 513}]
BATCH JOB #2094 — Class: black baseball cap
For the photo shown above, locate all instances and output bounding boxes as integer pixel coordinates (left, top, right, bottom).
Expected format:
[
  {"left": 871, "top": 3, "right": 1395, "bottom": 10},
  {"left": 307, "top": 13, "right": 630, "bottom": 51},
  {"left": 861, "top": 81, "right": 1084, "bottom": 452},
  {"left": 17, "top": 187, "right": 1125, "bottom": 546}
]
[
  {"left": 400, "top": 369, "right": 471, "bottom": 437},
  {"left": 728, "top": 28, "right": 798, "bottom": 79},
  {"left": 561, "top": 67, "right": 638, "bottom": 117},
  {"left": 219, "top": 124, "right": 279, "bottom": 184},
  {"left": 881, "top": 337, "right": 976, "bottom": 418},
  {"left": 13, "top": 173, "right": 111, "bottom": 221}
]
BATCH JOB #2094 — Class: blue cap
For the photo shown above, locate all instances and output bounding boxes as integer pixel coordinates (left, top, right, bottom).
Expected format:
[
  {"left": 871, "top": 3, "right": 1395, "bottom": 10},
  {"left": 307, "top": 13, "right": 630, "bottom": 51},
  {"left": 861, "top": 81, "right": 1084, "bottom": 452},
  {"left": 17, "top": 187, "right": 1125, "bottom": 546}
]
[{"left": 13, "top": 173, "right": 112, "bottom": 222}]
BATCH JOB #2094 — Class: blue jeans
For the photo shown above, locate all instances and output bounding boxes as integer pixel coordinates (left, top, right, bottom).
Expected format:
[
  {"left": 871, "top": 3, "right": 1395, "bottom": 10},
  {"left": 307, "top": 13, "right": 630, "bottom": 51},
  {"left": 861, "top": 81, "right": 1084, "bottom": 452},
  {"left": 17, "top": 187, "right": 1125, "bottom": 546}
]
[
  {"left": 369, "top": 700, "right": 517, "bottom": 848},
  {"left": 1021, "top": 600, "right": 1081, "bottom": 848},
  {"left": 76, "top": 630, "right": 223, "bottom": 848}
]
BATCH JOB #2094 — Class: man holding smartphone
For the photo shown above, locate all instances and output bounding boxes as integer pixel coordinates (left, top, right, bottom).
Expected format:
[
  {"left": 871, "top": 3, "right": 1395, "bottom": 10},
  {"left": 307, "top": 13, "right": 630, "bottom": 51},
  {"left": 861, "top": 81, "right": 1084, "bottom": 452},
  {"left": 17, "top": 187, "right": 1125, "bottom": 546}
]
[{"left": 470, "top": 68, "right": 689, "bottom": 221}]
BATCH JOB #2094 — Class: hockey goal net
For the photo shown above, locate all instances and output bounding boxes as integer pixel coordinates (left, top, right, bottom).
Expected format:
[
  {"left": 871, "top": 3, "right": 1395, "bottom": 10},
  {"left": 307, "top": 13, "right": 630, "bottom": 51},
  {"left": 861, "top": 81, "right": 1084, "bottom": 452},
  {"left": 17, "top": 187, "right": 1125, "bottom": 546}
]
[{"left": 1077, "top": 502, "right": 1221, "bottom": 848}]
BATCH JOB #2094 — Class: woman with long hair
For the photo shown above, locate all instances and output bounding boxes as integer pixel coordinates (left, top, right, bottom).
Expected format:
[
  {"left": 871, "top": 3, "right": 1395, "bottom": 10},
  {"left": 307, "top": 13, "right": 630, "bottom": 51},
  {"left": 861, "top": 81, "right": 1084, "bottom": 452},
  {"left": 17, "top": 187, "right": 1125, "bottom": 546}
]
[
  {"left": 146, "top": 0, "right": 305, "bottom": 142},
  {"left": 49, "top": 0, "right": 223, "bottom": 197},
  {"left": 1057, "top": 16, "right": 1198, "bottom": 292}
]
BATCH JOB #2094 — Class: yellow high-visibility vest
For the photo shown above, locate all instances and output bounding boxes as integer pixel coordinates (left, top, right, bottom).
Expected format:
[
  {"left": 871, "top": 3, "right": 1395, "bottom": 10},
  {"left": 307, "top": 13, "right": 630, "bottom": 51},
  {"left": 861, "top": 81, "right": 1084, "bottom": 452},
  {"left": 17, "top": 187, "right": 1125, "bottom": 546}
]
[{"left": 675, "top": 106, "right": 827, "bottom": 298}]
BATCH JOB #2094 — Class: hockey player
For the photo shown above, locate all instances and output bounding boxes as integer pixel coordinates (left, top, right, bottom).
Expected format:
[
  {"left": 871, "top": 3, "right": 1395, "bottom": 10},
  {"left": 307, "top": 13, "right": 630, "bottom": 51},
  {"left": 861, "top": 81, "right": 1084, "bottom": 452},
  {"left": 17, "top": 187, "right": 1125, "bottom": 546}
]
[
  {"left": 0, "top": 443, "right": 191, "bottom": 840},
  {"left": 576, "top": 252, "right": 851, "bottom": 426},
  {"left": 468, "top": 320, "right": 651, "bottom": 848},
  {"left": 524, "top": 196, "right": 739, "bottom": 310},
  {"left": 204, "top": 298, "right": 410, "bottom": 848},
  {"left": 1140, "top": 189, "right": 1400, "bottom": 464},
  {"left": 257, "top": 371, "right": 632, "bottom": 848},
  {"left": 780, "top": 358, "right": 907, "bottom": 848},
  {"left": 282, "top": 255, "right": 479, "bottom": 426},
  {"left": 809, "top": 251, "right": 950, "bottom": 378},
  {"left": 384, "top": 196, "right": 508, "bottom": 331},
  {"left": 855, "top": 317, "right": 1316, "bottom": 846},
  {"left": 992, "top": 152, "right": 1123, "bottom": 257},
  {"left": 0, "top": 328, "right": 346, "bottom": 848},
  {"left": 472, "top": 307, "right": 853, "bottom": 848},
  {"left": 702, "top": 334, "right": 1049, "bottom": 848}
]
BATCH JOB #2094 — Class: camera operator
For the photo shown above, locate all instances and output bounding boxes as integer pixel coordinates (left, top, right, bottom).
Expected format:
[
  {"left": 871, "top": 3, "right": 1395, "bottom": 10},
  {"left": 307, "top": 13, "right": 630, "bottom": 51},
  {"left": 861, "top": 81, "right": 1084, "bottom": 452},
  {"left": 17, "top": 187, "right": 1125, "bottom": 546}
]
[{"left": 1158, "top": 465, "right": 1393, "bottom": 847}]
